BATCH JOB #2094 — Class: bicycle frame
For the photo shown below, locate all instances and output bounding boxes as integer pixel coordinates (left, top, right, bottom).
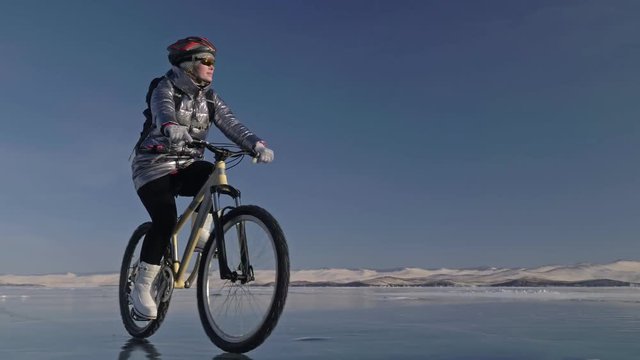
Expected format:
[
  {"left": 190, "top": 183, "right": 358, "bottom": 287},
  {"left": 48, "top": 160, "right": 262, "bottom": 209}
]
[{"left": 168, "top": 155, "right": 247, "bottom": 289}]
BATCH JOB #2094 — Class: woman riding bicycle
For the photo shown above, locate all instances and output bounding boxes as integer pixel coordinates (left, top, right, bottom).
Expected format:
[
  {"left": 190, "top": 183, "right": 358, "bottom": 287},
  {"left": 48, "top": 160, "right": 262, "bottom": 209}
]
[{"left": 130, "top": 36, "right": 274, "bottom": 320}]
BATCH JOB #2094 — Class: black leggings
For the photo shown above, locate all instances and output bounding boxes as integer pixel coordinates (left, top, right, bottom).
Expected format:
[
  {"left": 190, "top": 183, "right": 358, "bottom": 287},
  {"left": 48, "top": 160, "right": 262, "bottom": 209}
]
[{"left": 137, "top": 161, "right": 214, "bottom": 265}]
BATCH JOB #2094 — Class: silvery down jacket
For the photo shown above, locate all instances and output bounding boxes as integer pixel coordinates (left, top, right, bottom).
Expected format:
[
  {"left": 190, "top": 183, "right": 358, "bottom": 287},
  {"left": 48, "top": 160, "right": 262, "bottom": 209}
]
[{"left": 131, "top": 67, "right": 262, "bottom": 190}]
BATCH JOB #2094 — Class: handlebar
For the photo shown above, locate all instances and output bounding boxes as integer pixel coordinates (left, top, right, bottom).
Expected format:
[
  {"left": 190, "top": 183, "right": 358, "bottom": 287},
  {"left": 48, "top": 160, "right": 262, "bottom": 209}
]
[{"left": 187, "top": 140, "right": 257, "bottom": 162}]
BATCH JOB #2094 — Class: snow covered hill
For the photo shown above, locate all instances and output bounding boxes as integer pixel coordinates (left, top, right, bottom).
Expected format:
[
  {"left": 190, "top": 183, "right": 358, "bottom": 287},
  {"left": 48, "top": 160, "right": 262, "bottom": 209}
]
[{"left": 2, "top": 260, "right": 640, "bottom": 288}]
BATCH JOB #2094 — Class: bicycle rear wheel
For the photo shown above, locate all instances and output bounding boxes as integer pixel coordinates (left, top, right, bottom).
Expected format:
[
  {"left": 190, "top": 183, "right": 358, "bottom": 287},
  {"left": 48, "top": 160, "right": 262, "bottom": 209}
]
[
  {"left": 119, "top": 222, "right": 173, "bottom": 338},
  {"left": 197, "top": 205, "right": 289, "bottom": 353}
]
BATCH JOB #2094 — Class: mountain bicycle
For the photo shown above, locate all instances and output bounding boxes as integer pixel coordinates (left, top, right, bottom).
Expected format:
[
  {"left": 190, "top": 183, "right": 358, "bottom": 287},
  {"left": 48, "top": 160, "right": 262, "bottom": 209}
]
[{"left": 119, "top": 140, "right": 289, "bottom": 354}]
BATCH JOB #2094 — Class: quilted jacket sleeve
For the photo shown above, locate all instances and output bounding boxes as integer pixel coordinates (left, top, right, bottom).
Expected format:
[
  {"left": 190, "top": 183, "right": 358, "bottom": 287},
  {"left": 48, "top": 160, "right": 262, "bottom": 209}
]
[
  {"left": 150, "top": 78, "right": 180, "bottom": 129},
  {"left": 208, "top": 90, "right": 262, "bottom": 151}
]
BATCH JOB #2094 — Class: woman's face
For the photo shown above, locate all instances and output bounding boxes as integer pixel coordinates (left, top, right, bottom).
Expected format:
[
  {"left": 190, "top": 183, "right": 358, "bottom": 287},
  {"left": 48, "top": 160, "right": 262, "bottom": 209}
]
[{"left": 194, "top": 56, "right": 215, "bottom": 83}]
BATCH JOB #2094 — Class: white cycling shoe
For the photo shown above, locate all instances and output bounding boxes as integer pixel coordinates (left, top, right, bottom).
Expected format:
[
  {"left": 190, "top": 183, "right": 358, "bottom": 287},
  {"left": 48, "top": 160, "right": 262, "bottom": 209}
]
[{"left": 130, "top": 261, "right": 161, "bottom": 320}]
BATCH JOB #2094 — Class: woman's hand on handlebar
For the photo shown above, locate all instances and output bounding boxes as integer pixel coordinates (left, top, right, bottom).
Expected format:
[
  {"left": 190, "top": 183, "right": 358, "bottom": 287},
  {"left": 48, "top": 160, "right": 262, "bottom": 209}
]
[{"left": 253, "top": 141, "right": 274, "bottom": 163}]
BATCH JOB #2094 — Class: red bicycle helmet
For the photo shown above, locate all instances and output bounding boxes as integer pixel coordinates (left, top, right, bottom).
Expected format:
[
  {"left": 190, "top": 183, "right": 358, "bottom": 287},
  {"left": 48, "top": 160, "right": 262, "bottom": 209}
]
[{"left": 167, "top": 36, "right": 216, "bottom": 65}]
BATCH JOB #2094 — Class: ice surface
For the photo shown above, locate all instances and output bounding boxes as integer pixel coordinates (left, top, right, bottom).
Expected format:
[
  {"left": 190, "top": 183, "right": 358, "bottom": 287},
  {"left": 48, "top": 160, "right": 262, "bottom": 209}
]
[{"left": 1, "top": 287, "right": 640, "bottom": 359}]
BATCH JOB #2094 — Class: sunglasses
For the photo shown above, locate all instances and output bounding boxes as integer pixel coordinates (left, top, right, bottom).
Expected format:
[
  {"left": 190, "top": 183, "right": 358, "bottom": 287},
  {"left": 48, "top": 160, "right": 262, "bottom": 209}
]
[{"left": 196, "top": 57, "right": 215, "bottom": 66}]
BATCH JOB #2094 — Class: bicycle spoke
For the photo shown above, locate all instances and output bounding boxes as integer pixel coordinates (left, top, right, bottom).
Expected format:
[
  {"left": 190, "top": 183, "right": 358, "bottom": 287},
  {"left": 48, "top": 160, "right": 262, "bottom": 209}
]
[
  {"left": 197, "top": 206, "right": 288, "bottom": 352},
  {"left": 201, "top": 214, "right": 277, "bottom": 339}
]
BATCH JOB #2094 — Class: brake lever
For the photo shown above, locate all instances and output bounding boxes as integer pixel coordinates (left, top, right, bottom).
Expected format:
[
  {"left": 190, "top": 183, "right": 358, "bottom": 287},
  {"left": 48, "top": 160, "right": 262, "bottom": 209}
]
[{"left": 186, "top": 140, "right": 205, "bottom": 148}]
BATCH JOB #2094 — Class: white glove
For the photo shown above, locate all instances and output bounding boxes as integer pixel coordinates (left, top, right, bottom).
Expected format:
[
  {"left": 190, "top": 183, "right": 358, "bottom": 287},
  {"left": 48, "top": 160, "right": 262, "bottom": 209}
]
[
  {"left": 254, "top": 141, "right": 274, "bottom": 163},
  {"left": 164, "top": 124, "right": 193, "bottom": 144}
]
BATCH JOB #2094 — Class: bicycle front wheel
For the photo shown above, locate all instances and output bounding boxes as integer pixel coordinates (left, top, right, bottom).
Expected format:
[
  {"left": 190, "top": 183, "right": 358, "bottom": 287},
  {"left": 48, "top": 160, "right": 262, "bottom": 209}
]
[{"left": 197, "top": 205, "right": 289, "bottom": 353}]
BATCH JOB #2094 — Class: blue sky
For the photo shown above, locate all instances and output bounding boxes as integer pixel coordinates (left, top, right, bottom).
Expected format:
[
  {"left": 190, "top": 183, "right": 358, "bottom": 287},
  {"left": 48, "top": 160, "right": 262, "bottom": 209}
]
[{"left": 1, "top": 1, "right": 640, "bottom": 274}]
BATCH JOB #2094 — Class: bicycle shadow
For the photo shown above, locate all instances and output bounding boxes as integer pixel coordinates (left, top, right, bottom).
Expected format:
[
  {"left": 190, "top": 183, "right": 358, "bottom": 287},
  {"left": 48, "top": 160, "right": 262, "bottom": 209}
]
[
  {"left": 213, "top": 354, "right": 253, "bottom": 360},
  {"left": 117, "top": 338, "right": 254, "bottom": 360},
  {"left": 117, "top": 338, "right": 161, "bottom": 360}
]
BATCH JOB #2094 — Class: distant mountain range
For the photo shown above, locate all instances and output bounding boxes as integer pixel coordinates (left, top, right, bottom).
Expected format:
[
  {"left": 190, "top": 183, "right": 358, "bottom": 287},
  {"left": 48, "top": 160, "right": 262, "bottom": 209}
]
[
  {"left": 2, "top": 260, "right": 640, "bottom": 288},
  {"left": 285, "top": 260, "right": 640, "bottom": 287}
]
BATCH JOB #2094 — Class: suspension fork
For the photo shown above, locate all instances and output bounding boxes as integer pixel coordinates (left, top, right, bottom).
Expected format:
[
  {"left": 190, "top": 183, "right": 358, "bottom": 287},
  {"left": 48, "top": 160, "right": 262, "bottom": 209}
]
[
  {"left": 236, "top": 214, "right": 253, "bottom": 282},
  {"left": 211, "top": 187, "right": 253, "bottom": 283},
  {"left": 212, "top": 192, "right": 233, "bottom": 280}
]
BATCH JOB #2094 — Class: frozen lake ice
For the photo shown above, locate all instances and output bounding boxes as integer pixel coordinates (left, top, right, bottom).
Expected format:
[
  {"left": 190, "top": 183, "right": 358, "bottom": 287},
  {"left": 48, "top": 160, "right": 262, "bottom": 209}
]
[{"left": 2, "top": 286, "right": 640, "bottom": 359}]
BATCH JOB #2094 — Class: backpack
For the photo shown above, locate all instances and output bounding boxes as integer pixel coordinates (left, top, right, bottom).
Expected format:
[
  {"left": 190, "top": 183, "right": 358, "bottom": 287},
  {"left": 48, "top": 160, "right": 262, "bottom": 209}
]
[{"left": 131, "top": 76, "right": 216, "bottom": 157}]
